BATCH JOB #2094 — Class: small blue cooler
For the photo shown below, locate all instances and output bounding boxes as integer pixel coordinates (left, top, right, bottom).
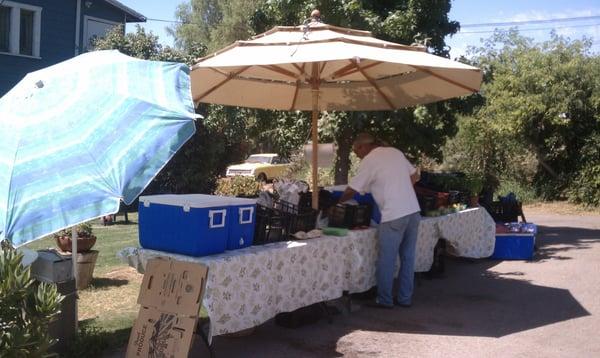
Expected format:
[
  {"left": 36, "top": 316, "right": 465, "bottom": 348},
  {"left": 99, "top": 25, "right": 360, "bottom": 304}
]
[
  {"left": 326, "top": 185, "right": 381, "bottom": 224},
  {"left": 226, "top": 197, "right": 256, "bottom": 250},
  {"left": 139, "top": 194, "right": 229, "bottom": 256},
  {"left": 491, "top": 233, "right": 536, "bottom": 260}
]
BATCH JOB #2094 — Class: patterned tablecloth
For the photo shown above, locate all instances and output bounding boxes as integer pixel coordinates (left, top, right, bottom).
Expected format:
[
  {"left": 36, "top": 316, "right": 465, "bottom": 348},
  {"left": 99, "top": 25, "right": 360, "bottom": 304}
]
[{"left": 119, "top": 207, "right": 495, "bottom": 338}]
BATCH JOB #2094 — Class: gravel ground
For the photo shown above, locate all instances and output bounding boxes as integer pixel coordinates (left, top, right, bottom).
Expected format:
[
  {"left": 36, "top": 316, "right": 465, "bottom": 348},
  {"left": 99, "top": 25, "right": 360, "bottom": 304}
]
[{"left": 108, "top": 207, "right": 600, "bottom": 357}]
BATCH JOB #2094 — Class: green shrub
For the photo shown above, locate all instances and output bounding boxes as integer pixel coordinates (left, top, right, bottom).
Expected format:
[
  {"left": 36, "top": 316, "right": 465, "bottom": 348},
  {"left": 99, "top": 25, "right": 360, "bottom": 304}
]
[
  {"left": 496, "top": 178, "right": 538, "bottom": 204},
  {"left": 0, "top": 245, "right": 63, "bottom": 356},
  {"left": 214, "top": 176, "right": 262, "bottom": 197},
  {"left": 567, "top": 163, "right": 600, "bottom": 207},
  {"left": 464, "top": 175, "right": 484, "bottom": 196}
]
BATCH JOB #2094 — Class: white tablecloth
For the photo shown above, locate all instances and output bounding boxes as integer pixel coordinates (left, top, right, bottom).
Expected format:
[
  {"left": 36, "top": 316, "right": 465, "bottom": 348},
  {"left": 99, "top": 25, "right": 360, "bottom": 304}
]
[{"left": 119, "top": 207, "right": 495, "bottom": 338}]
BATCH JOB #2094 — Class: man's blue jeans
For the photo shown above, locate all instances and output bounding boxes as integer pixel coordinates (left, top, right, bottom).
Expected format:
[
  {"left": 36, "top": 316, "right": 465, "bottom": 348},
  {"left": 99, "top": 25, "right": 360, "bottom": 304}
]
[{"left": 376, "top": 212, "right": 421, "bottom": 306}]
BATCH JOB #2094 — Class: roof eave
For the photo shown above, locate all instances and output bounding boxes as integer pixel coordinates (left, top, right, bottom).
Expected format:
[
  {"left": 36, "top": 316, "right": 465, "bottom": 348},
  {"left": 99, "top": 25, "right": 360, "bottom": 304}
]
[{"left": 103, "top": 0, "right": 147, "bottom": 23}]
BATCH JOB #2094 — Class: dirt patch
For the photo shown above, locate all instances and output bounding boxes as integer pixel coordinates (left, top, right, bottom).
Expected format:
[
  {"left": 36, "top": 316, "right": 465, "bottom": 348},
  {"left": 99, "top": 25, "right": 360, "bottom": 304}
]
[
  {"left": 524, "top": 201, "right": 600, "bottom": 216},
  {"left": 103, "top": 266, "right": 143, "bottom": 281},
  {"left": 78, "top": 267, "right": 142, "bottom": 321}
]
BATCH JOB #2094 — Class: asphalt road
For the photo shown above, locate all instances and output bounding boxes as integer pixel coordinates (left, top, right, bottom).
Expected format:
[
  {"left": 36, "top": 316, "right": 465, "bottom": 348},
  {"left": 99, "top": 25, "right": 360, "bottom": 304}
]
[{"left": 188, "top": 210, "right": 600, "bottom": 357}]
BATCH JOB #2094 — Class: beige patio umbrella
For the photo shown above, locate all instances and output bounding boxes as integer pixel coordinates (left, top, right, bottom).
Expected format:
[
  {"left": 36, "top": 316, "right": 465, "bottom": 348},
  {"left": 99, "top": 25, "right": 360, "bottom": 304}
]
[{"left": 191, "top": 13, "right": 482, "bottom": 209}]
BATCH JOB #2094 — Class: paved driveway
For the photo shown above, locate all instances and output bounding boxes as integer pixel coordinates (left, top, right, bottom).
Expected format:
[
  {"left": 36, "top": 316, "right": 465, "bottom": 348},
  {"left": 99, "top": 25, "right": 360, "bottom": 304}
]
[{"left": 189, "top": 211, "right": 600, "bottom": 357}]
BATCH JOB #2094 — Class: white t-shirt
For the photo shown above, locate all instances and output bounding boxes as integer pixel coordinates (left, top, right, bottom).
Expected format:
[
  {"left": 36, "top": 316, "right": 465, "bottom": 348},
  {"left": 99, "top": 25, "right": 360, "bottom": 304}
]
[{"left": 349, "top": 146, "right": 420, "bottom": 223}]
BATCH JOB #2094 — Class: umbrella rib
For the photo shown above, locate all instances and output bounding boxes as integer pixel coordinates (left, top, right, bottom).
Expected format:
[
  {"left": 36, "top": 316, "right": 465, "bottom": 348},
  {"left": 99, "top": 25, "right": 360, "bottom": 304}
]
[
  {"left": 413, "top": 66, "right": 480, "bottom": 93},
  {"left": 331, "top": 61, "right": 383, "bottom": 80},
  {"left": 260, "top": 65, "right": 300, "bottom": 79},
  {"left": 290, "top": 80, "right": 300, "bottom": 110},
  {"left": 290, "top": 63, "right": 305, "bottom": 110},
  {"left": 194, "top": 66, "right": 251, "bottom": 101},
  {"left": 319, "top": 62, "right": 327, "bottom": 76},
  {"left": 352, "top": 61, "right": 395, "bottom": 110},
  {"left": 330, "top": 62, "right": 357, "bottom": 80}
]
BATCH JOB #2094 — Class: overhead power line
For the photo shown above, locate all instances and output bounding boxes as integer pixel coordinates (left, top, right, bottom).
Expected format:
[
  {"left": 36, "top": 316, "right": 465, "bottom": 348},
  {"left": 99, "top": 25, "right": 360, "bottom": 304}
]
[
  {"left": 458, "top": 22, "right": 600, "bottom": 34},
  {"left": 146, "top": 17, "right": 186, "bottom": 24},
  {"left": 461, "top": 15, "right": 600, "bottom": 28}
]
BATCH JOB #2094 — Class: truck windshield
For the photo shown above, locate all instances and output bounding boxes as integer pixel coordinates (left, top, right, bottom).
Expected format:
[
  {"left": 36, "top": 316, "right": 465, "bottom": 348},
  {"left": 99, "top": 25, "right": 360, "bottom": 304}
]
[{"left": 245, "top": 155, "right": 272, "bottom": 164}]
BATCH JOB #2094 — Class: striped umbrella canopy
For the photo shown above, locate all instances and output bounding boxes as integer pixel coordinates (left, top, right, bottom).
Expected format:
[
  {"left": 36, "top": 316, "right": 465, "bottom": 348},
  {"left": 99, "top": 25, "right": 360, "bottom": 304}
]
[{"left": 0, "top": 50, "right": 198, "bottom": 246}]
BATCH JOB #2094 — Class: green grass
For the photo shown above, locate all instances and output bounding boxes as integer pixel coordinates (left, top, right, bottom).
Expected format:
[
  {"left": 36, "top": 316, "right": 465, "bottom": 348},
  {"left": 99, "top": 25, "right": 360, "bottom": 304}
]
[{"left": 25, "top": 213, "right": 142, "bottom": 357}]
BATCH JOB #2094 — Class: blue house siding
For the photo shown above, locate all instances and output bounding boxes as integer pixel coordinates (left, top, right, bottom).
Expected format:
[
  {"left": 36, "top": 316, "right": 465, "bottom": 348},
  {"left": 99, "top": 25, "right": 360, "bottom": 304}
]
[
  {"left": 0, "top": 1, "right": 76, "bottom": 95},
  {"left": 0, "top": 0, "right": 144, "bottom": 96}
]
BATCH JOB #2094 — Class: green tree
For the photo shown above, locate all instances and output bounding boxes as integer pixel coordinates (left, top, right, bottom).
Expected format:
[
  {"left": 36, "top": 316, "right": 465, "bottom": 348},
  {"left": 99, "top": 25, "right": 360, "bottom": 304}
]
[
  {"left": 93, "top": 24, "right": 204, "bottom": 64},
  {"left": 461, "top": 30, "right": 600, "bottom": 204}
]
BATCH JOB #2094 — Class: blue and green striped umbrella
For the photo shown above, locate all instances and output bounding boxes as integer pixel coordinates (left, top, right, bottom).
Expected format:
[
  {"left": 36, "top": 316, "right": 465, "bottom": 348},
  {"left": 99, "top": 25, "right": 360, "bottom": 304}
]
[{"left": 0, "top": 50, "right": 198, "bottom": 246}]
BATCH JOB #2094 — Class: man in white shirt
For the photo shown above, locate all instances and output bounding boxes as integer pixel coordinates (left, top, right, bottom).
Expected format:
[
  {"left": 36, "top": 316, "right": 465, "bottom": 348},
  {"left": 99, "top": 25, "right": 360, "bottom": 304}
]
[{"left": 339, "top": 133, "right": 421, "bottom": 308}]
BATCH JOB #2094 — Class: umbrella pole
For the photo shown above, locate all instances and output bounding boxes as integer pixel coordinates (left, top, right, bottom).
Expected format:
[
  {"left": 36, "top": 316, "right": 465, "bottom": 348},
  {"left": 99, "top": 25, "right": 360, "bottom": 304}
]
[
  {"left": 310, "top": 63, "right": 320, "bottom": 210},
  {"left": 71, "top": 227, "right": 78, "bottom": 331},
  {"left": 311, "top": 92, "right": 320, "bottom": 210}
]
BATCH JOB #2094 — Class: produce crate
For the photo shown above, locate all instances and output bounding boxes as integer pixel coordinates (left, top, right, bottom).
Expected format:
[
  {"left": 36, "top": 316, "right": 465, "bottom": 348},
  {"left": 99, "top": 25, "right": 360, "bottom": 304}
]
[
  {"left": 484, "top": 200, "right": 526, "bottom": 223},
  {"left": 415, "top": 186, "right": 449, "bottom": 210},
  {"left": 328, "top": 204, "right": 372, "bottom": 228},
  {"left": 253, "top": 200, "right": 318, "bottom": 245}
]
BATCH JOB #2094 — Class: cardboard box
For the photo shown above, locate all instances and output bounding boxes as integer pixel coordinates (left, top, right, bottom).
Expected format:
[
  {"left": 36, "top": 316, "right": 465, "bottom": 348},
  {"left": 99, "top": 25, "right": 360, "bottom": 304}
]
[{"left": 126, "top": 258, "right": 208, "bottom": 358}]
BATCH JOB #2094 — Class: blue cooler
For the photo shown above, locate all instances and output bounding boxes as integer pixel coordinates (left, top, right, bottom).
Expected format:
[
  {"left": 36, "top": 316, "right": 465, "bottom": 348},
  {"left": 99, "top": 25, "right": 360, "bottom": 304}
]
[
  {"left": 491, "top": 233, "right": 536, "bottom": 260},
  {"left": 226, "top": 197, "right": 256, "bottom": 250},
  {"left": 326, "top": 185, "right": 381, "bottom": 224},
  {"left": 138, "top": 194, "right": 229, "bottom": 256}
]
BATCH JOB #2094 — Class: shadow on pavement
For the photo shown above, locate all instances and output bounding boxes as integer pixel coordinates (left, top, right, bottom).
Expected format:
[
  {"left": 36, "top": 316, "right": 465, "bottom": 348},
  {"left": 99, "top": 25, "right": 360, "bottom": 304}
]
[
  {"left": 192, "top": 254, "right": 590, "bottom": 357},
  {"left": 533, "top": 225, "right": 600, "bottom": 261}
]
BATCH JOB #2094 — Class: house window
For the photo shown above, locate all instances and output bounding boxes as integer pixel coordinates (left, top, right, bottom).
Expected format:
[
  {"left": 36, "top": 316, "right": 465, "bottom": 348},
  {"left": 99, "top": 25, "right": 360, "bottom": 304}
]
[
  {"left": 0, "top": 6, "right": 10, "bottom": 52},
  {"left": 0, "top": 2, "right": 42, "bottom": 57},
  {"left": 20, "top": 9, "right": 34, "bottom": 55},
  {"left": 83, "top": 16, "right": 119, "bottom": 51}
]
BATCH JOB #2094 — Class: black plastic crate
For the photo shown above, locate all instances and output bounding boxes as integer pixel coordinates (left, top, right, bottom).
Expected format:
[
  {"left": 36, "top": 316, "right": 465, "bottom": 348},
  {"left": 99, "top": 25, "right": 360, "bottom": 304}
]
[
  {"left": 328, "top": 204, "right": 372, "bottom": 228},
  {"left": 483, "top": 200, "right": 525, "bottom": 223},
  {"left": 253, "top": 201, "right": 318, "bottom": 245}
]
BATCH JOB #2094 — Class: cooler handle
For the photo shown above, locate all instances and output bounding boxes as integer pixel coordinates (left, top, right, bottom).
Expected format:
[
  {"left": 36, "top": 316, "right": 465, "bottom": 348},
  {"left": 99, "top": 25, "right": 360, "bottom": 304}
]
[
  {"left": 239, "top": 207, "right": 254, "bottom": 225},
  {"left": 209, "top": 209, "right": 226, "bottom": 228}
]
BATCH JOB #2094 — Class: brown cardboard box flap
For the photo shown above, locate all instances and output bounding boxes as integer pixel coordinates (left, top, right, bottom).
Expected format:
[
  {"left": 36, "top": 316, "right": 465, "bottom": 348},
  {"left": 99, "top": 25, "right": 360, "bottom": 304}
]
[
  {"left": 127, "top": 307, "right": 197, "bottom": 358},
  {"left": 138, "top": 257, "right": 208, "bottom": 317}
]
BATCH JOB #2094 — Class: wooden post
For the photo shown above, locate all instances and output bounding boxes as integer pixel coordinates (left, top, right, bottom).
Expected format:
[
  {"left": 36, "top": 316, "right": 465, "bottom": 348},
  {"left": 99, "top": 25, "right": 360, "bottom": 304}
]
[
  {"left": 71, "top": 227, "right": 78, "bottom": 331},
  {"left": 311, "top": 63, "right": 320, "bottom": 210}
]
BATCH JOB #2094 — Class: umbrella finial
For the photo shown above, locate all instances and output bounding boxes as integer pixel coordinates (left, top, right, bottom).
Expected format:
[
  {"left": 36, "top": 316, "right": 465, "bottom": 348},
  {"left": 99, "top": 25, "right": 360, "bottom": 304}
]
[{"left": 310, "top": 9, "right": 321, "bottom": 22}]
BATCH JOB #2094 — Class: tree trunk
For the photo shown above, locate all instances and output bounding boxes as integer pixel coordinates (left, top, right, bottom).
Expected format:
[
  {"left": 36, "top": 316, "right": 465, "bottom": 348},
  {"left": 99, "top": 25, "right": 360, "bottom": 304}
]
[{"left": 334, "top": 126, "right": 354, "bottom": 185}]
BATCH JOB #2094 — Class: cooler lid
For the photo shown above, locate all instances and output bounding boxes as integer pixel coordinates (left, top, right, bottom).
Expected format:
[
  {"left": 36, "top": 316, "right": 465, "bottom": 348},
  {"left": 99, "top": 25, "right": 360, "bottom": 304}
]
[
  {"left": 140, "top": 194, "right": 231, "bottom": 208},
  {"left": 324, "top": 185, "right": 349, "bottom": 192},
  {"left": 225, "top": 197, "right": 257, "bottom": 205}
]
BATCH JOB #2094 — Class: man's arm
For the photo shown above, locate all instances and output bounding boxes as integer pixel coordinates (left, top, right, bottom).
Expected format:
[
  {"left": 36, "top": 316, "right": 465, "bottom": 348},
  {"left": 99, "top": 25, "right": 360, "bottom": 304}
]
[
  {"left": 338, "top": 187, "right": 357, "bottom": 203},
  {"left": 410, "top": 169, "right": 420, "bottom": 185}
]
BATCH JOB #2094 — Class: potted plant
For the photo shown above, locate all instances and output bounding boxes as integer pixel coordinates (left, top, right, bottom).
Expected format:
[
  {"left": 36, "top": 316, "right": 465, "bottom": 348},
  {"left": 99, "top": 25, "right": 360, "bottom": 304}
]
[
  {"left": 54, "top": 222, "right": 96, "bottom": 252},
  {"left": 53, "top": 222, "right": 98, "bottom": 290},
  {"left": 465, "top": 175, "right": 484, "bottom": 208}
]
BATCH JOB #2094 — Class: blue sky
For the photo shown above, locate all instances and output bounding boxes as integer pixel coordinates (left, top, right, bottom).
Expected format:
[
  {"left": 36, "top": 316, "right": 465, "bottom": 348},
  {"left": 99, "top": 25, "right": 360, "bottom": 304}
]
[{"left": 120, "top": 0, "right": 600, "bottom": 58}]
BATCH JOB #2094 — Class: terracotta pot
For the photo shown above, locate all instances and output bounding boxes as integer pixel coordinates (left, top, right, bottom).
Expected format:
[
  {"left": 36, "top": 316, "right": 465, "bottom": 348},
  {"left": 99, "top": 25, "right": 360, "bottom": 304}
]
[
  {"left": 469, "top": 195, "right": 479, "bottom": 208},
  {"left": 55, "top": 235, "right": 97, "bottom": 252}
]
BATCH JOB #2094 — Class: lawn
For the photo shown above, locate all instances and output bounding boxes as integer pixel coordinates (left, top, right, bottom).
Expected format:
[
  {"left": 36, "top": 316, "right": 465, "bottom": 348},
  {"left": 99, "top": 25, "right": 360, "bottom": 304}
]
[{"left": 25, "top": 213, "right": 143, "bottom": 357}]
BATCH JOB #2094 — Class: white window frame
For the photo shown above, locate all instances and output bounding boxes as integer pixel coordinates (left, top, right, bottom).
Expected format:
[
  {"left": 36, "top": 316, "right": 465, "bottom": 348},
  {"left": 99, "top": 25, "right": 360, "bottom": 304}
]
[
  {"left": 82, "top": 15, "right": 119, "bottom": 51},
  {"left": 0, "top": 1, "right": 42, "bottom": 58}
]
